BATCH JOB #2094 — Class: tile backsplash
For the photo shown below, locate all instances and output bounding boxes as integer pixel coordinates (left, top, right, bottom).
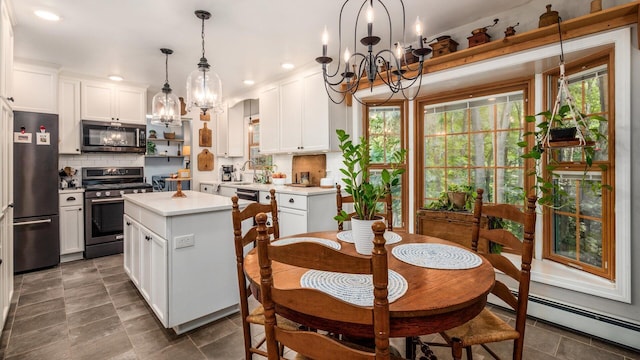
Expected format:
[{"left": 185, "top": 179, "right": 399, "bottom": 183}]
[{"left": 59, "top": 154, "right": 144, "bottom": 181}]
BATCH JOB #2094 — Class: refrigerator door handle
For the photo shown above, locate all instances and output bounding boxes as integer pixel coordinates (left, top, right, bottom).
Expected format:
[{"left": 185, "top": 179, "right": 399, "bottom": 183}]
[{"left": 14, "top": 219, "right": 52, "bottom": 226}]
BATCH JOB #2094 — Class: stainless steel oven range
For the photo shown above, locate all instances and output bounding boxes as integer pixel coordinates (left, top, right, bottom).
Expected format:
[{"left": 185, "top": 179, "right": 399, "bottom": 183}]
[{"left": 82, "top": 167, "right": 152, "bottom": 258}]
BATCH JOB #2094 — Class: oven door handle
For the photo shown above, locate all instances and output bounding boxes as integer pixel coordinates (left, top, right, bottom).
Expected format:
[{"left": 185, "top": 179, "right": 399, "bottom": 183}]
[{"left": 90, "top": 198, "right": 123, "bottom": 203}]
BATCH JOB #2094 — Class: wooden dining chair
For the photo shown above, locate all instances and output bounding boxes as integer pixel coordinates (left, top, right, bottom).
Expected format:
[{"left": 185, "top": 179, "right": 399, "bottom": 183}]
[
  {"left": 336, "top": 184, "right": 393, "bottom": 231},
  {"left": 256, "top": 215, "right": 403, "bottom": 360},
  {"left": 232, "top": 189, "right": 298, "bottom": 359},
  {"left": 437, "top": 188, "right": 537, "bottom": 360}
]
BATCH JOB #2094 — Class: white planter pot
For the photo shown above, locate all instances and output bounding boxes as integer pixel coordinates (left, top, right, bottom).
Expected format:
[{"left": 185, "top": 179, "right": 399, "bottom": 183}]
[{"left": 351, "top": 216, "right": 383, "bottom": 255}]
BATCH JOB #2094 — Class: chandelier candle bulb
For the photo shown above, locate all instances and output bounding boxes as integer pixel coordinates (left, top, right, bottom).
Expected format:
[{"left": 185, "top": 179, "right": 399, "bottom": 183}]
[
  {"left": 322, "top": 27, "right": 328, "bottom": 56},
  {"left": 367, "top": 6, "right": 374, "bottom": 36}
]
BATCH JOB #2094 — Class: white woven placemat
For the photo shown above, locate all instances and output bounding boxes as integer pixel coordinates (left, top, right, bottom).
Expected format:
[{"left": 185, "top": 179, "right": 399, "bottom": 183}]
[
  {"left": 272, "top": 237, "right": 341, "bottom": 250},
  {"left": 300, "top": 269, "right": 408, "bottom": 306},
  {"left": 336, "top": 230, "right": 402, "bottom": 245},
  {"left": 392, "top": 243, "right": 482, "bottom": 269}
]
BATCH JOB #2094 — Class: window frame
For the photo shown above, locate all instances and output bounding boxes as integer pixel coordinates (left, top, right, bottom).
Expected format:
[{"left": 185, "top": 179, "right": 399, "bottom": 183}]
[
  {"left": 414, "top": 79, "right": 534, "bottom": 211},
  {"left": 363, "top": 100, "right": 408, "bottom": 232},
  {"left": 541, "top": 50, "right": 615, "bottom": 280}
]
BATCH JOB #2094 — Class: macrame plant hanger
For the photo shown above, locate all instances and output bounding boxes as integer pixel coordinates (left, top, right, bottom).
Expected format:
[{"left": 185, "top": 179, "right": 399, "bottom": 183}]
[{"left": 543, "top": 17, "right": 588, "bottom": 148}]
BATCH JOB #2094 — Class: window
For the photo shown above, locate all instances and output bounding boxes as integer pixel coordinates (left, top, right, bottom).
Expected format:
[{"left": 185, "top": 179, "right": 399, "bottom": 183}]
[
  {"left": 417, "top": 82, "right": 530, "bottom": 209},
  {"left": 364, "top": 101, "right": 407, "bottom": 231},
  {"left": 248, "top": 118, "right": 272, "bottom": 169},
  {"left": 543, "top": 53, "right": 614, "bottom": 280}
]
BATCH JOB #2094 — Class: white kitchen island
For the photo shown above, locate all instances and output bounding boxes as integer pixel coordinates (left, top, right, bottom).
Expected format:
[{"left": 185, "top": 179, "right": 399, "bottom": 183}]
[{"left": 122, "top": 190, "right": 249, "bottom": 334}]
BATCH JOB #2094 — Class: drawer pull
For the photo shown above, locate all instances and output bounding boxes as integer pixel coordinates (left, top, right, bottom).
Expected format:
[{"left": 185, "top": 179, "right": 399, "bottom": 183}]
[
  {"left": 265, "top": 195, "right": 271, "bottom": 200},
  {"left": 126, "top": 222, "right": 131, "bottom": 226},
  {"left": 288, "top": 198, "right": 294, "bottom": 203},
  {"left": 145, "top": 235, "right": 151, "bottom": 241},
  {"left": 67, "top": 196, "right": 76, "bottom": 201}
]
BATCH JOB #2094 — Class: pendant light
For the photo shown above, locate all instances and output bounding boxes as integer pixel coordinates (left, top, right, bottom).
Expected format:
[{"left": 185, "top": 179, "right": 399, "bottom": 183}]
[
  {"left": 151, "top": 48, "right": 181, "bottom": 127},
  {"left": 186, "top": 10, "right": 223, "bottom": 115}
]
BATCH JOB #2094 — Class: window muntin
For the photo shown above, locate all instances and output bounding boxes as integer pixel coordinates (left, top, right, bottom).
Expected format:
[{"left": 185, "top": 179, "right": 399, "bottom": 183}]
[{"left": 421, "top": 92, "right": 525, "bottom": 206}]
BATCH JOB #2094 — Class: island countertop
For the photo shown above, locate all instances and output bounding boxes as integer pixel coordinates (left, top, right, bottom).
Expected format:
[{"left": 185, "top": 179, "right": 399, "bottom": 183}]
[{"left": 122, "top": 190, "right": 250, "bottom": 217}]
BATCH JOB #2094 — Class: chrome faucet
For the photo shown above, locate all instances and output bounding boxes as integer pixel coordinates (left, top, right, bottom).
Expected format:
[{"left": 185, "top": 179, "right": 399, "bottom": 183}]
[{"left": 240, "top": 160, "right": 257, "bottom": 182}]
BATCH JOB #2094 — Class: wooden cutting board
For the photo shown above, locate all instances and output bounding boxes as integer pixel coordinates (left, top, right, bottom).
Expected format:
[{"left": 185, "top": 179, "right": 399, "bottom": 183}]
[
  {"left": 199, "top": 123, "right": 212, "bottom": 147},
  {"left": 197, "top": 149, "right": 214, "bottom": 171}
]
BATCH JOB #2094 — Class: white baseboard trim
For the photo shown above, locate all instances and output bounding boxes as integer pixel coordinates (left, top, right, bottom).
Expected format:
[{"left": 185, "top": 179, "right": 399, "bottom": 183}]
[{"left": 490, "top": 295, "right": 640, "bottom": 351}]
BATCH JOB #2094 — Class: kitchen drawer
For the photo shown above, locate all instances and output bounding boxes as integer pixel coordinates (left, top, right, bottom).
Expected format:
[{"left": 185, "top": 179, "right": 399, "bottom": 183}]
[
  {"left": 278, "top": 193, "right": 307, "bottom": 211},
  {"left": 59, "top": 193, "right": 83, "bottom": 207},
  {"left": 259, "top": 190, "right": 275, "bottom": 205},
  {"left": 200, "top": 184, "right": 215, "bottom": 194}
]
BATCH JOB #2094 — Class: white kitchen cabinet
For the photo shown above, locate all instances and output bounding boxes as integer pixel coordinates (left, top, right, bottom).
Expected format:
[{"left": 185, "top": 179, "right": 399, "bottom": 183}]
[
  {"left": 0, "top": 0, "right": 12, "bottom": 332},
  {"left": 12, "top": 62, "right": 58, "bottom": 114},
  {"left": 278, "top": 78, "right": 303, "bottom": 152},
  {"left": 216, "top": 103, "right": 244, "bottom": 157},
  {"left": 200, "top": 183, "right": 218, "bottom": 194},
  {"left": 258, "top": 86, "right": 279, "bottom": 154},
  {"left": 58, "top": 77, "right": 81, "bottom": 154},
  {"left": 218, "top": 185, "right": 237, "bottom": 197},
  {"left": 260, "top": 71, "right": 348, "bottom": 154},
  {"left": 81, "top": 81, "right": 146, "bottom": 123},
  {"left": 123, "top": 193, "right": 239, "bottom": 334},
  {"left": 123, "top": 214, "right": 140, "bottom": 287},
  {"left": 139, "top": 225, "right": 168, "bottom": 324},
  {"left": 259, "top": 190, "right": 336, "bottom": 237},
  {"left": 59, "top": 191, "right": 84, "bottom": 260},
  {"left": 0, "top": 0, "right": 13, "bottom": 103}
]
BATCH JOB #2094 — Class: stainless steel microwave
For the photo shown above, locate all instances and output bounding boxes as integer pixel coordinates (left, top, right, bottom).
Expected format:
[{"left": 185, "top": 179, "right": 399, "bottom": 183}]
[{"left": 81, "top": 120, "right": 146, "bottom": 153}]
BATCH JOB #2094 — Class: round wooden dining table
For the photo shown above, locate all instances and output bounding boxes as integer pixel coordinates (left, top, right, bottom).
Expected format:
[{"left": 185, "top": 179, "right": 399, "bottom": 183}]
[{"left": 243, "top": 230, "right": 495, "bottom": 355}]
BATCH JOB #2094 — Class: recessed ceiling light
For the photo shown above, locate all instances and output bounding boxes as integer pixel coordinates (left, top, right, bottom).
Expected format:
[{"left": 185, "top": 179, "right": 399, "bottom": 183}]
[
  {"left": 243, "top": 80, "right": 255, "bottom": 86},
  {"left": 108, "top": 75, "right": 124, "bottom": 81},
  {"left": 281, "top": 63, "right": 295, "bottom": 70},
  {"left": 34, "top": 10, "right": 60, "bottom": 21}
]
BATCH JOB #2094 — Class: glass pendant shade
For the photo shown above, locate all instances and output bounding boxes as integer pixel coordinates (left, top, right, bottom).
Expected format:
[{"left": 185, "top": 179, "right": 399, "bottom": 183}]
[
  {"left": 151, "top": 48, "right": 182, "bottom": 127},
  {"left": 151, "top": 89, "right": 181, "bottom": 127},
  {"left": 186, "top": 64, "right": 223, "bottom": 114}
]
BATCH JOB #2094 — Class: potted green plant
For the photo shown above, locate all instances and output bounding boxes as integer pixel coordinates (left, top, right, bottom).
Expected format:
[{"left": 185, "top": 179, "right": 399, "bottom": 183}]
[
  {"left": 335, "top": 129, "right": 406, "bottom": 254},
  {"left": 518, "top": 104, "right": 608, "bottom": 207},
  {"left": 427, "top": 184, "right": 476, "bottom": 211}
]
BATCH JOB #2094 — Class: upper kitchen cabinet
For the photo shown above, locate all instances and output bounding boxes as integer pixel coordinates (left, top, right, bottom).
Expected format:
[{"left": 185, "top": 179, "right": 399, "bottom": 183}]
[
  {"left": 258, "top": 86, "right": 279, "bottom": 154},
  {"left": 216, "top": 102, "right": 244, "bottom": 157},
  {"left": 260, "top": 71, "right": 347, "bottom": 154},
  {"left": 58, "top": 77, "right": 81, "bottom": 154},
  {"left": 12, "top": 62, "right": 58, "bottom": 114},
  {"left": 81, "top": 80, "right": 147, "bottom": 123},
  {"left": 0, "top": 0, "right": 13, "bottom": 104}
]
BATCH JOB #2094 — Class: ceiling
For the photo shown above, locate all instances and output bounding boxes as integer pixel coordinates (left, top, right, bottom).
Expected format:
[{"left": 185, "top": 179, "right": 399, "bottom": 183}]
[{"left": 11, "top": 0, "right": 534, "bottom": 103}]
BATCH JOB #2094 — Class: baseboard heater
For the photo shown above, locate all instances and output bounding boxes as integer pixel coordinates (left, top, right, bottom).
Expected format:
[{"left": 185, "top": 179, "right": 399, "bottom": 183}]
[{"left": 489, "top": 294, "right": 640, "bottom": 352}]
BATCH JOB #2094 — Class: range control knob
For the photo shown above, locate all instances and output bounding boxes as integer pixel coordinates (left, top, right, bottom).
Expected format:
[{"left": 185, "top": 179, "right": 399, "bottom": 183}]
[
  {"left": 105, "top": 191, "right": 111, "bottom": 196},
  {"left": 120, "top": 191, "right": 125, "bottom": 195},
  {"left": 133, "top": 189, "right": 139, "bottom": 194},
  {"left": 95, "top": 192, "right": 102, "bottom": 197},
  {"left": 141, "top": 189, "right": 147, "bottom": 193}
]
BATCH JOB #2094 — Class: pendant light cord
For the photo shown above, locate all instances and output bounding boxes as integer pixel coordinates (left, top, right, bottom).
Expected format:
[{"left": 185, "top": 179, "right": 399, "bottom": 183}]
[
  {"left": 201, "top": 17, "right": 206, "bottom": 59},
  {"left": 165, "top": 53, "right": 169, "bottom": 84}
]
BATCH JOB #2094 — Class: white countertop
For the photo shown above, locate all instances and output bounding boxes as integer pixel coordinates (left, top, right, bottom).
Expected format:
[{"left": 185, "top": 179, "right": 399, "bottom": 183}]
[
  {"left": 218, "top": 182, "right": 336, "bottom": 196},
  {"left": 122, "top": 191, "right": 250, "bottom": 217}
]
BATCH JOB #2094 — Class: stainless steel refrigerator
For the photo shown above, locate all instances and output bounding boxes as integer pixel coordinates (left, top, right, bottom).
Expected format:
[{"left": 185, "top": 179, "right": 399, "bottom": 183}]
[{"left": 13, "top": 111, "right": 60, "bottom": 273}]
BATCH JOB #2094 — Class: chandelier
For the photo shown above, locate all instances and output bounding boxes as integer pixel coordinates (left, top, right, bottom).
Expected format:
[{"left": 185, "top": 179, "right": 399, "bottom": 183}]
[
  {"left": 186, "top": 10, "right": 224, "bottom": 115},
  {"left": 316, "top": 0, "right": 431, "bottom": 105},
  {"left": 151, "top": 48, "right": 181, "bottom": 127}
]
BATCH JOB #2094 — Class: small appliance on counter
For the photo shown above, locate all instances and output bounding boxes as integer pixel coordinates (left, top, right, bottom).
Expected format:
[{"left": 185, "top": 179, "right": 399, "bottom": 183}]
[{"left": 221, "top": 165, "right": 234, "bottom": 182}]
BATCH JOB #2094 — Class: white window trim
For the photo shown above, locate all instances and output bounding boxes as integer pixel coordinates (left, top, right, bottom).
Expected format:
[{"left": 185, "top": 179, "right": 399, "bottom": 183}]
[{"left": 531, "top": 29, "right": 631, "bottom": 303}]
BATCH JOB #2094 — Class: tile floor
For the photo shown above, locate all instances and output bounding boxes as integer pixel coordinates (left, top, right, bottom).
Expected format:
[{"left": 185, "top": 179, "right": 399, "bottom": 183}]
[{"left": 0, "top": 254, "right": 637, "bottom": 360}]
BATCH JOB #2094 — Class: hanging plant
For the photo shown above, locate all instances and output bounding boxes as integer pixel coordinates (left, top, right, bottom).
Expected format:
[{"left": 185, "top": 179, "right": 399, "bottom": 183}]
[{"left": 517, "top": 18, "right": 609, "bottom": 207}]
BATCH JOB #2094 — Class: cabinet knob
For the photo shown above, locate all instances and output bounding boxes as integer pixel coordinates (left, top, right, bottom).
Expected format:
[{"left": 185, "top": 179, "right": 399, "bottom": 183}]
[
  {"left": 288, "top": 198, "right": 294, "bottom": 203},
  {"left": 76, "top": 149, "right": 80, "bottom": 152},
  {"left": 145, "top": 235, "right": 151, "bottom": 241},
  {"left": 8, "top": 203, "right": 14, "bottom": 208},
  {"left": 126, "top": 222, "right": 131, "bottom": 226},
  {"left": 265, "top": 195, "right": 271, "bottom": 200},
  {"left": 7, "top": 97, "right": 14, "bottom": 102},
  {"left": 78, "top": 208, "right": 82, "bottom": 211}
]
